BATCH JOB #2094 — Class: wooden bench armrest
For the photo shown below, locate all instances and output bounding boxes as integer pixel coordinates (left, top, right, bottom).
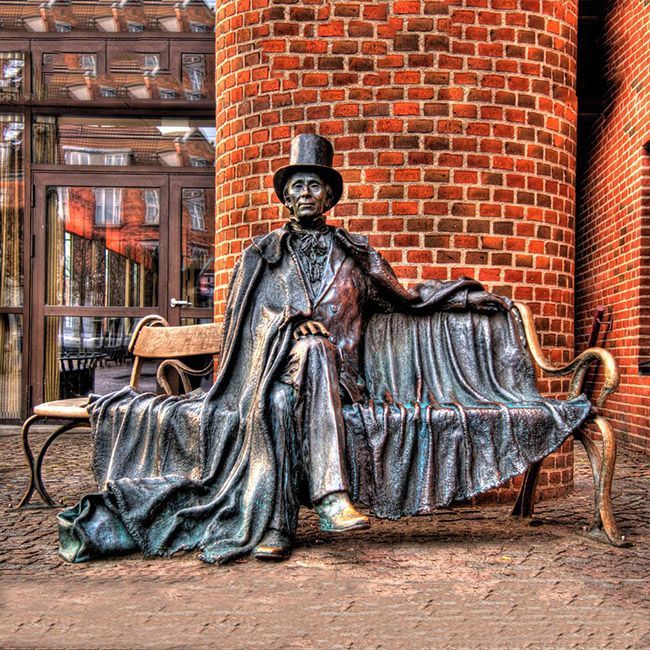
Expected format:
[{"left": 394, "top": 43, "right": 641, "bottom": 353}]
[
  {"left": 156, "top": 359, "right": 215, "bottom": 395},
  {"left": 513, "top": 301, "right": 620, "bottom": 408}
]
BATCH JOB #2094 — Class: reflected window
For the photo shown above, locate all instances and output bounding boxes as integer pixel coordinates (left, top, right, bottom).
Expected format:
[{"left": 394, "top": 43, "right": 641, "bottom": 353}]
[
  {"left": 65, "top": 150, "right": 91, "bottom": 165},
  {"left": 94, "top": 188, "right": 122, "bottom": 225},
  {"left": 0, "top": 115, "right": 24, "bottom": 309},
  {"left": 144, "top": 189, "right": 160, "bottom": 224},
  {"left": 186, "top": 190, "right": 206, "bottom": 231},
  {"left": 182, "top": 187, "right": 214, "bottom": 309},
  {"left": 183, "top": 54, "right": 205, "bottom": 91},
  {"left": 80, "top": 54, "right": 97, "bottom": 74},
  {"left": 143, "top": 54, "right": 160, "bottom": 72},
  {"left": 105, "top": 152, "right": 128, "bottom": 166},
  {"left": 0, "top": 53, "right": 25, "bottom": 100},
  {"left": 190, "top": 156, "right": 209, "bottom": 168}
]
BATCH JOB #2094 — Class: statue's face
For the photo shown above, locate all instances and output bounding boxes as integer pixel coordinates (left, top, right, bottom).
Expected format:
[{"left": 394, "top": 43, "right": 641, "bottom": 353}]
[{"left": 284, "top": 171, "right": 331, "bottom": 223}]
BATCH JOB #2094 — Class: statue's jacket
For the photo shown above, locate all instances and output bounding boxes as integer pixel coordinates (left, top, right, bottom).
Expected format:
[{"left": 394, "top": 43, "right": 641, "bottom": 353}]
[{"left": 58, "top": 226, "right": 592, "bottom": 564}]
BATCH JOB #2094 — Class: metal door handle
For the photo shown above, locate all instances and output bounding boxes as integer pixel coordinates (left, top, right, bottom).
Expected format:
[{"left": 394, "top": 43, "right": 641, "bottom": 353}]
[{"left": 170, "top": 298, "right": 193, "bottom": 308}]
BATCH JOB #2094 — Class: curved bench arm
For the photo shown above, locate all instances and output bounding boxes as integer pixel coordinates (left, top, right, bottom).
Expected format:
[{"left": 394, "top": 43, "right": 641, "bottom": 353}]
[
  {"left": 157, "top": 359, "right": 214, "bottom": 395},
  {"left": 513, "top": 301, "right": 620, "bottom": 408}
]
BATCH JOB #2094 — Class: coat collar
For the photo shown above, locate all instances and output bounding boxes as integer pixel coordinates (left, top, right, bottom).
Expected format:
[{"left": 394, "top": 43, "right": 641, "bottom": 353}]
[{"left": 252, "top": 225, "right": 369, "bottom": 264}]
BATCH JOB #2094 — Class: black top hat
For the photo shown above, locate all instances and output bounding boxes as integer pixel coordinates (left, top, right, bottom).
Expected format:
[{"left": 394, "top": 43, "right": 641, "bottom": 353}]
[{"left": 273, "top": 134, "right": 343, "bottom": 210}]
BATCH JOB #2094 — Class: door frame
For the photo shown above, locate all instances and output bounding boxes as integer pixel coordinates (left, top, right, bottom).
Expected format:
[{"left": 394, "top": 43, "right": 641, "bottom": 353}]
[{"left": 29, "top": 168, "right": 213, "bottom": 408}]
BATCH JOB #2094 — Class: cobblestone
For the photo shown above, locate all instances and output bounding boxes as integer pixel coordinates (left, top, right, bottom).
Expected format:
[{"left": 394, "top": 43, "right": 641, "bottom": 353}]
[{"left": 0, "top": 428, "right": 648, "bottom": 648}]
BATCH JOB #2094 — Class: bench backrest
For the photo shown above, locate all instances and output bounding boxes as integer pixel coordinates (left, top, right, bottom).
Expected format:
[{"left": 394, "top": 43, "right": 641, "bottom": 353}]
[{"left": 128, "top": 315, "right": 222, "bottom": 391}]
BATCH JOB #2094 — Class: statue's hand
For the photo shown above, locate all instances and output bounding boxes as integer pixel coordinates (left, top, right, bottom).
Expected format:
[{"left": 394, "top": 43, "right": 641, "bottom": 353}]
[
  {"left": 467, "top": 291, "right": 513, "bottom": 312},
  {"left": 293, "top": 320, "right": 331, "bottom": 340}
]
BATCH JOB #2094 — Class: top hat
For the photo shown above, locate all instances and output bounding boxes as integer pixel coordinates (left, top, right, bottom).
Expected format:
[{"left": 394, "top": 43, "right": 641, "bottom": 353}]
[{"left": 273, "top": 134, "right": 343, "bottom": 210}]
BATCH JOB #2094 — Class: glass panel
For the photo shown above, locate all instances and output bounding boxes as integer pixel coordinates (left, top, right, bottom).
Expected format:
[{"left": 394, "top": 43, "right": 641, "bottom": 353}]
[
  {"left": 182, "top": 54, "right": 213, "bottom": 102},
  {"left": 46, "top": 186, "right": 159, "bottom": 307},
  {"left": 108, "top": 50, "right": 215, "bottom": 103},
  {"left": 36, "top": 47, "right": 214, "bottom": 103},
  {"left": 182, "top": 188, "right": 215, "bottom": 309},
  {"left": 43, "top": 316, "right": 160, "bottom": 402},
  {"left": 0, "top": 1, "right": 215, "bottom": 33},
  {"left": 0, "top": 52, "right": 25, "bottom": 101},
  {"left": 38, "top": 51, "right": 98, "bottom": 101},
  {"left": 0, "top": 114, "right": 24, "bottom": 307},
  {"left": 33, "top": 116, "right": 215, "bottom": 167},
  {"left": 0, "top": 314, "right": 22, "bottom": 419}
]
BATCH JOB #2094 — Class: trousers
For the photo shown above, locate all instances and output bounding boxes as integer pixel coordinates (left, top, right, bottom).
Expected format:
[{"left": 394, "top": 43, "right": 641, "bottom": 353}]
[{"left": 267, "top": 334, "right": 349, "bottom": 534}]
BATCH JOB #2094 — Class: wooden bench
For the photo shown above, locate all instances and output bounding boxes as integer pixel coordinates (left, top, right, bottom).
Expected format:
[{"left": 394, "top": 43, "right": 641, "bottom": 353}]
[{"left": 17, "top": 315, "right": 222, "bottom": 508}]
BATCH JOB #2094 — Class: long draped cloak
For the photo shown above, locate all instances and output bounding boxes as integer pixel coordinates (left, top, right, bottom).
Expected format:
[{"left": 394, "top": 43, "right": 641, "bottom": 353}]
[{"left": 57, "top": 227, "right": 592, "bottom": 564}]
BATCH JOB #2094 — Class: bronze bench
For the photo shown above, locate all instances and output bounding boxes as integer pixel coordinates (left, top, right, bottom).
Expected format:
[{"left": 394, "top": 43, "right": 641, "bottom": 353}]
[{"left": 19, "top": 305, "right": 626, "bottom": 548}]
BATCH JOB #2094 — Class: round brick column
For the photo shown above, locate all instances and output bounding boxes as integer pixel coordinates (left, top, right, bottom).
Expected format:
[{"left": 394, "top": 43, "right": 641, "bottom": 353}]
[{"left": 214, "top": 0, "right": 579, "bottom": 499}]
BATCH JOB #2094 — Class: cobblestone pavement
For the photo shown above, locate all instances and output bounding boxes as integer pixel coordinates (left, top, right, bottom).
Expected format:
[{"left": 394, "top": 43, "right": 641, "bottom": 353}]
[{"left": 0, "top": 428, "right": 648, "bottom": 649}]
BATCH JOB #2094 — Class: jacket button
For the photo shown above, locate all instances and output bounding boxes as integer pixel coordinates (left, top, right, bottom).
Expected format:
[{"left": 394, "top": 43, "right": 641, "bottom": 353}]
[
  {"left": 329, "top": 335, "right": 336, "bottom": 343},
  {"left": 330, "top": 305, "right": 338, "bottom": 313}
]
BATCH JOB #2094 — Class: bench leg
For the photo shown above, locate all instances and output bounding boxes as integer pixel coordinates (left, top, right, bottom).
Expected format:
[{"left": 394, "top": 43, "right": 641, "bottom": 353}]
[
  {"left": 511, "top": 459, "right": 542, "bottom": 519},
  {"left": 17, "top": 414, "right": 44, "bottom": 508},
  {"left": 576, "top": 416, "right": 630, "bottom": 547},
  {"left": 17, "top": 418, "right": 88, "bottom": 509}
]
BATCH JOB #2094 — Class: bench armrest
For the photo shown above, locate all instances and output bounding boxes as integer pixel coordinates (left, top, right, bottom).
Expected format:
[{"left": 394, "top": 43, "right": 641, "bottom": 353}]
[
  {"left": 513, "top": 301, "right": 620, "bottom": 408},
  {"left": 156, "top": 358, "right": 214, "bottom": 395}
]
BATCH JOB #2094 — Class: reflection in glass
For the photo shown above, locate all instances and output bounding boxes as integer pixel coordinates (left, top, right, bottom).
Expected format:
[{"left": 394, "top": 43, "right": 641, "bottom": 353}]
[
  {"left": 0, "top": 314, "right": 22, "bottom": 419},
  {"left": 0, "top": 2, "right": 215, "bottom": 33},
  {"left": 46, "top": 186, "right": 159, "bottom": 307},
  {"left": 0, "top": 52, "right": 25, "bottom": 100},
  {"left": 43, "top": 316, "right": 160, "bottom": 401},
  {"left": 0, "top": 115, "right": 24, "bottom": 308},
  {"left": 35, "top": 46, "right": 214, "bottom": 102},
  {"left": 182, "top": 188, "right": 215, "bottom": 309},
  {"left": 33, "top": 116, "right": 215, "bottom": 167}
]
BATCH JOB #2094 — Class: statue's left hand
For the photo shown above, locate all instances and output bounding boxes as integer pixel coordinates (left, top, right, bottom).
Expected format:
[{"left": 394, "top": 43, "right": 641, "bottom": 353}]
[{"left": 467, "top": 291, "right": 513, "bottom": 312}]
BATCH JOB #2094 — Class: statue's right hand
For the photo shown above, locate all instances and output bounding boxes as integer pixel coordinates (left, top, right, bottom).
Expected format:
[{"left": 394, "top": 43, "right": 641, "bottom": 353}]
[{"left": 293, "top": 320, "right": 331, "bottom": 340}]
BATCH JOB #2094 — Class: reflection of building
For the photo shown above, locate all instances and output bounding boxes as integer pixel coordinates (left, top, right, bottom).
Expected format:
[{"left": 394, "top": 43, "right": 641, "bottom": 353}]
[
  {"left": 0, "top": 0, "right": 216, "bottom": 417},
  {"left": 1, "top": 1, "right": 214, "bottom": 34}
]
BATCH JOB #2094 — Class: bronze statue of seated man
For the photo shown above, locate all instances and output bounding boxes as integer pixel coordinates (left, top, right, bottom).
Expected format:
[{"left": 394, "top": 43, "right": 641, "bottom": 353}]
[{"left": 57, "top": 134, "right": 594, "bottom": 565}]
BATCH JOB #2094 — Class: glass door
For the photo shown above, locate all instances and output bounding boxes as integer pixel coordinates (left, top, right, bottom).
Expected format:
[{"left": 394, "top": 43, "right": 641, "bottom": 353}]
[
  {"left": 31, "top": 171, "right": 170, "bottom": 406},
  {"left": 169, "top": 175, "right": 215, "bottom": 327}
]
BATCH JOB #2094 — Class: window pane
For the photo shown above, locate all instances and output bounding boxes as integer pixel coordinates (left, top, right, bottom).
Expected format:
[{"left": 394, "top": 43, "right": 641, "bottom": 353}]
[
  {"left": 0, "top": 2, "right": 215, "bottom": 33},
  {"left": 0, "top": 114, "right": 24, "bottom": 308},
  {"left": 46, "top": 186, "right": 159, "bottom": 307},
  {"left": 0, "top": 52, "right": 25, "bottom": 101},
  {"left": 0, "top": 314, "right": 22, "bottom": 418},
  {"left": 182, "top": 188, "right": 215, "bottom": 309},
  {"left": 33, "top": 116, "right": 215, "bottom": 167},
  {"left": 43, "top": 316, "right": 160, "bottom": 402}
]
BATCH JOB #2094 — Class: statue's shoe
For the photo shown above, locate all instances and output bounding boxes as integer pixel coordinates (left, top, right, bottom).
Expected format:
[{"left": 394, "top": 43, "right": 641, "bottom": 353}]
[
  {"left": 253, "top": 529, "right": 292, "bottom": 561},
  {"left": 315, "top": 492, "right": 371, "bottom": 533}
]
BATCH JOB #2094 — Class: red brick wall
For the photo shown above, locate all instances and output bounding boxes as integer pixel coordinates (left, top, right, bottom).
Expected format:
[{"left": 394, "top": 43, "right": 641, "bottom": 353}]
[
  {"left": 214, "top": 0, "right": 580, "bottom": 498},
  {"left": 576, "top": 0, "right": 650, "bottom": 454}
]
